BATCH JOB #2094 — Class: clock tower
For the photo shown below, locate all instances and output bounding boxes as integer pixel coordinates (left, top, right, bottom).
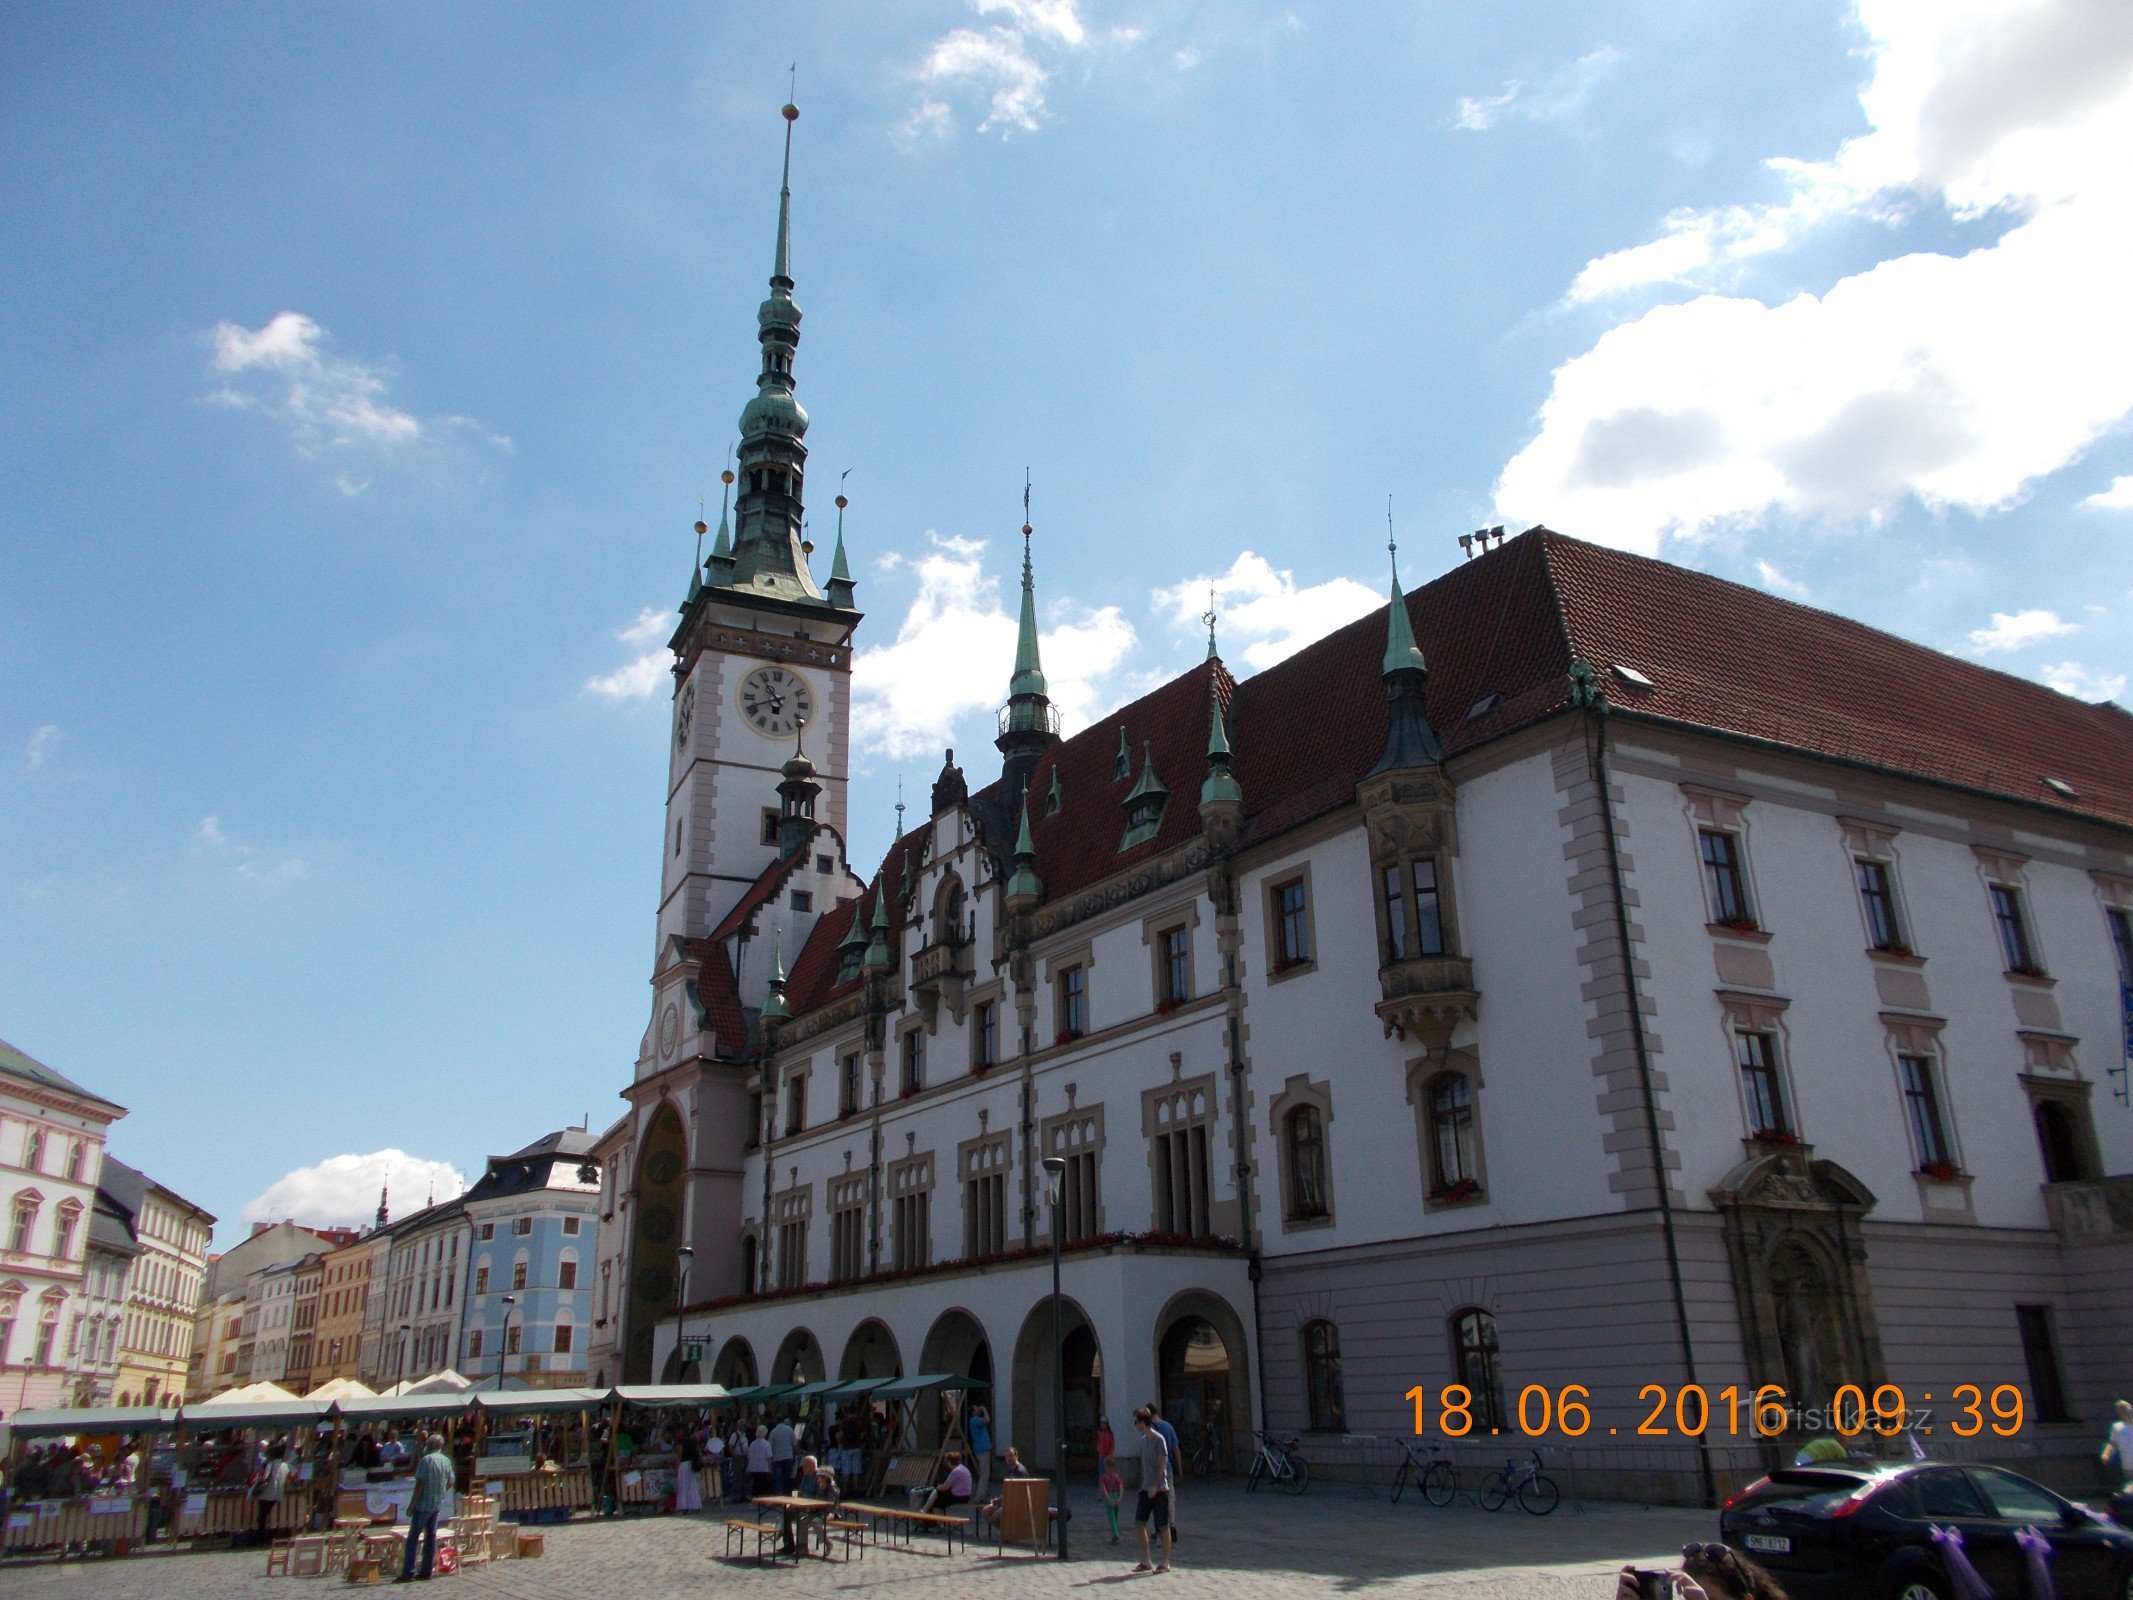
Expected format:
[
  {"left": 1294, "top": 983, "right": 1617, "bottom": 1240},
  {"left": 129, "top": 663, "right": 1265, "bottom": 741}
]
[{"left": 656, "top": 99, "right": 861, "bottom": 951}]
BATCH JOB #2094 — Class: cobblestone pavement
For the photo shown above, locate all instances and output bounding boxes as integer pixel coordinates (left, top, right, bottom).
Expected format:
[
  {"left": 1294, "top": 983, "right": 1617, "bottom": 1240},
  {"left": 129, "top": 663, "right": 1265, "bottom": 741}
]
[{"left": 0, "top": 1480, "right": 1717, "bottom": 1600}]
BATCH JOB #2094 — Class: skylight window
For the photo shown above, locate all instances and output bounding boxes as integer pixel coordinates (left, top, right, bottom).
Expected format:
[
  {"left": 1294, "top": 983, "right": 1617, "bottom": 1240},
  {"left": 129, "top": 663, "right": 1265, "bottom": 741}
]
[
  {"left": 1465, "top": 692, "right": 1502, "bottom": 721},
  {"left": 2043, "top": 777, "right": 2077, "bottom": 799},
  {"left": 1612, "top": 664, "right": 1655, "bottom": 690}
]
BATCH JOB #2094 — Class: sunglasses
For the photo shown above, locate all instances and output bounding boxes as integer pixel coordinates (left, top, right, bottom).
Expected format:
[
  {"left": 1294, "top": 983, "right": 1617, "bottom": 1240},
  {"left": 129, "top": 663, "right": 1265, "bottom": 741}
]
[{"left": 1683, "top": 1544, "right": 1734, "bottom": 1563}]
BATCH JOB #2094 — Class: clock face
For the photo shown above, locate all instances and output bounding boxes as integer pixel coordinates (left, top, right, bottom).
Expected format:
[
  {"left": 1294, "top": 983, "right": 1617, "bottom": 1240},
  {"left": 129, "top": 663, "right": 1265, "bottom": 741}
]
[
  {"left": 674, "top": 682, "right": 695, "bottom": 750},
  {"left": 737, "top": 664, "right": 814, "bottom": 739}
]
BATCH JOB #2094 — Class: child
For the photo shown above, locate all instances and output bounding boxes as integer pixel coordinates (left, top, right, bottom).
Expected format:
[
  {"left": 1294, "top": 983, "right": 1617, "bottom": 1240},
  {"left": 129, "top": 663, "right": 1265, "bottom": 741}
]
[{"left": 1099, "top": 1464, "right": 1124, "bottom": 1544}]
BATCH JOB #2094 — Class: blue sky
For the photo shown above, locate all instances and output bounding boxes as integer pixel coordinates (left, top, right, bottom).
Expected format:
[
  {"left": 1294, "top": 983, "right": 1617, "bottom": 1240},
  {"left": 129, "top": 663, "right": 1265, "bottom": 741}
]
[{"left": 5, "top": 1, "right": 2129, "bottom": 1241}]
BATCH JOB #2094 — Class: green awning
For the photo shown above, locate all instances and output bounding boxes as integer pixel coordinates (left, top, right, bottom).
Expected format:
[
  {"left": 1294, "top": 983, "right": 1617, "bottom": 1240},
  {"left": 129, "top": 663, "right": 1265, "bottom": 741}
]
[
  {"left": 6, "top": 1405, "right": 183, "bottom": 1437},
  {"left": 333, "top": 1395, "right": 475, "bottom": 1423},
  {"left": 720, "top": 1383, "right": 798, "bottom": 1405},
  {"left": 817, "top": 1376, "right": 898, "bottom": 1401},
  {"left": 470, "top": 1388, "right": 611, "bottom": 1415},
  {"left": 869, "top": 1373, "right": 991, "bottom": 1401},
  {"left": 781, "top": 1379, "right": 848, "bottom": 1400},
  {"left": 180, "top": 1399, "right": 329, "bottom": 1431},
  {"left": 609, "top": 1383, "right": 733, "bottom": 1409}
]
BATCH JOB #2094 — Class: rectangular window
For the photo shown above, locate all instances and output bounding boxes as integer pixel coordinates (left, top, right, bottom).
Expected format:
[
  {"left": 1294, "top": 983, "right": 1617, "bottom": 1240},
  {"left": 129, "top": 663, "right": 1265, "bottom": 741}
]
[
  {"left": 791, "top": 890, "right": 812, "bottom": 913},
  {"left": 511, "top": 1262, "right": 528, "bottom": 1291},
  {"left": 893, "top": 1191, "right": 930, "bottom": 1272},
  {"left": 816, "top": 854, "right": 834, "bottom": 874},
  {"left": 473, "top": 1266, "right": 489, "bottom": 1296},
  {"left": 900, "top": 1029, "right": 925, "bottom": 1095},
  {"left": 965, "top": 1171, "right": 1006, "bottom": 1259},
  {"left": 1991, "top": 883, "right": 2038, "bottom": 973},
  {"left": 468, "top": 1329, "right": 485, "bottom": 1358},
  {"left": 558, "top": 1260, "right": 578, "bottom": 1290},
  {"left": 562, "top": 1216, "right": 580, "bottom": 1235},
  {"left": 775, "top": 1220, "right": 807, "bottom": 1290},
  {"left": 1275, "top": 879, "right": 1312, "bottom": 968},
  {"left": 840, "top": 1050, "right": 863, "bottom": 1115},
  {"left": 973, "top": 1002, "right": 999, "bottom": 1071},
  {"left": 477, "top": 1223, "right": 495, "bottom": 1241},
  {"left": 1412, "top": 858, "right": 1446, "bottom": 957},
  {"left": 2015, "top": 1304, "right": 2073, "bottom": 1422},
  {"left": 745, "top": 1090, "right": 762, "bottom": 1149},
  {"left": 785, "top": 1072, "right": 806, "bottom": 1136},
  {"left": 1380, "top": 864, "right": 1409, "bottom": 963},
  {"left": 2109, "top": 907, "right": 2133, "bottom": 986},
  {"left": 1152, "top": 1122, "right": 1212, "bottom": 1237},
  {"left": 1857, "top": 859, "right": 1903, "bottom": 951},
  {"left": 1899, "top": 1055, "right": 1953, "bottom": 1170},
  {"left": 512, "top": 1216, "right": 532, "bottom": 1236},
  {"left": 505, "top": 1323, "right": 522, "bottom": 1356},
  {"left": 1737, "top": 1030, "right": 1789, "bottom": 1137},
  {"left": 1700, "top": 830, "right": 1752, "bottom": 925},
  {"left": 1159, "top": 927, "right": 1191, "bottom": 1006},
  {"left": 1056, "top": 965, "right": 1087, "bottom": 1039},
  {"left": 553, "top": 1324, "right": 574, "bottom": 1354},
  {"left": 829, "top": 1205, "right": 863, "bottom": 1282},
  {"left": 760, "top": 809, "right": 781, "bottom": 846}
]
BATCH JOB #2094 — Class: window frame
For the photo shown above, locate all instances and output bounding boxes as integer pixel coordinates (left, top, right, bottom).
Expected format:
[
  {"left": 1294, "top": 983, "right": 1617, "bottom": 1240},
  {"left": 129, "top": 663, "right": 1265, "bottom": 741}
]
[
  {"left": 839, "top": 1048, "right": 864, "bottom": 1116},
  {"left": 1055, "top": 962, "right": 1088, "bottom": 1041},
  {"left": 1736, "top": 1028, "right": 1791, "bottom": 1139},
  {"left": 1699, "top": 828, "right": 1755, "bottom": 928},
  {"left": 1265, "top": 869, "right": 1316, "bottom": 979},
  {"left": 1855, "top": 857, "right": 1908, "bottom": 954},
  {"left": 898, "top": 1025, "right": 925, "bottom": 1097},
  {"left": 1449, "top": 1308, "right": 1505, "bottom": 1431},
  {"left": 1267, "top": 1072, "right": 1336, "bottom": 1229},
  {"left": 1897, "top": 1053, "right": 1957, "bottom": 1174},
  {"left": 1301, "top": 1319, "right": 1347, "bottom": 1433},
  {"left": 1990, "top": 882, "right": 2042, "bottom": 975},
  {"left": 971, "top": 998, "right": 1000, "bottom": 1073}
]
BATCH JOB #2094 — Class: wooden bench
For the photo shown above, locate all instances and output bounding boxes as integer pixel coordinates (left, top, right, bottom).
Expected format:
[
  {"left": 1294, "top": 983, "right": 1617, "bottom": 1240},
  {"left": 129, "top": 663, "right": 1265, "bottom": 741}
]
[
  {"left": 824, "top": 1514, "right": 869, "bottom": 1561},
  {"left": 721, "top": 1517, "right": 786, "bottom": 1565},
  {"left": 852, "top": 1503, "right": 967, "bottom": 1556}
]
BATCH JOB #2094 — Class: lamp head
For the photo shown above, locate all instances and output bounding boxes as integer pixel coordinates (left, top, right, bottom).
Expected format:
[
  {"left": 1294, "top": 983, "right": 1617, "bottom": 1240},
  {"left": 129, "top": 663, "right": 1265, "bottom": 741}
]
[{"left": 1041, "top": 1154, "right": 1066, "bottom": 1205}]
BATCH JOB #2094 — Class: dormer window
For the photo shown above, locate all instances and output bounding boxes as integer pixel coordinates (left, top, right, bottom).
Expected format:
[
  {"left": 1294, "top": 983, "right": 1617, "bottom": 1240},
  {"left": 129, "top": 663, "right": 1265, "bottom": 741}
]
[
  {"left": 1046, "top": 768, "right": 1063, "bottom": 817},
  {"left": 836, "top": 943, "right": 862, "bottom": 985},
  {"left": 1120, "top": 743, "right": 1168, "bottom": 851}
]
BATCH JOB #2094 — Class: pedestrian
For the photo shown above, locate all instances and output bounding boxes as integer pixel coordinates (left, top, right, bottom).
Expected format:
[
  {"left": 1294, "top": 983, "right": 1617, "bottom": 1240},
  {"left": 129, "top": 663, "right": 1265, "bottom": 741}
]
[
  {"left": 2102, "top": 1399, "right": 2133, "bottom": 1488},
  {"left": 768, "top": 1413, "right": 798, "bottom": 1495},
  {"left": 1146, "top": 1402, "right": 1181, "bottom": 1541},
  {"left": 968, "top": 1403, "right": 994, "bottom": 1498},
  {"left": 975, "top": 1447, "right": 1031, "bottom": 1530},
  {"left": 250, "top": 1444, "right": 291, "bottom": 1546},
  {"left": 918, "top": 1450, "right": 973, "bottom": 1515},
  {"left": 1095, "top": 1414, "right": 1115, "bottom": 1471},
  {"left": 1129, "top": 1407, "right": 1172, "bottom": 1573},
  {"left": 395, "top": 1433, "right": 454, "bottom": 1584},
  {"left": 675, "top": 1427, "right": 704, "bottom": 1513},
  {"left": 726, "top": 1422, "right": 748, "bottom": 1501},
  {"left": 746, "top": 1425, "right": 774, "bottom": 1498},
  {"left": 1099, "top": 1462, "right": 1125, "bottom": 1544}
]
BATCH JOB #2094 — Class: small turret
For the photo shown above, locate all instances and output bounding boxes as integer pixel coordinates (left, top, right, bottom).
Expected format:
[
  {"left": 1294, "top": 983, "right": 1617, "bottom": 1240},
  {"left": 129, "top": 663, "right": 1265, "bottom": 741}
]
[
  {"left": 1004, "top": 802, "right": 1044, "bottom": 911},
  {"left": 1370, "top": 529, "right": 1444, "bottom": 774},
  {"left": 760, "top": 931, "right": 790, "bottom": 1024},
  {"left": 706, "top": 466, "right": 737, "bottom": 588},
  {"left": 1121, "top": 741, "right": 1169, "bottom": 849},
  {"left": 995, "top": 482, "right": 1061, "bottom": 817},
  {"left": 862, "top": 879, "right": 893, "bottom": 975},
  {"left": 776, "top": 723, "right": 821, "bottom": 858},
  {"left": 1199, "top": 679, "right": 1244, "bottom": 845},
  {"left": 826, "top": 485, "right": 856, "bottom": 610}
]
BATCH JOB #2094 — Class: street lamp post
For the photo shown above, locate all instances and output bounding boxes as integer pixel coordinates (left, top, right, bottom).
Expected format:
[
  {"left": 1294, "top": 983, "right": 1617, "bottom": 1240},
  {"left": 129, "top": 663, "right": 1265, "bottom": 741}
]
[
  {"left": 497, "top": 1294, "right": 518, "bottom": 1391},
  {"left": 675, "top": 1246, "right": 693, "bottom": 1380},
  {"left": 396, "top": 1322, "right": 412, "bottom": 1388},
  {"left": 1042, "top": 1155, "right": 1070, "bottom": 1562}
]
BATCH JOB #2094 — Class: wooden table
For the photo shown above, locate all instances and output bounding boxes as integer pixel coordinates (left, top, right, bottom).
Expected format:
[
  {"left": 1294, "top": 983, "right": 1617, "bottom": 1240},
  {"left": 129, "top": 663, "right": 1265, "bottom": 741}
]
[{"left": 750, "top": 1495, "right": 836, "bottom": 1559}]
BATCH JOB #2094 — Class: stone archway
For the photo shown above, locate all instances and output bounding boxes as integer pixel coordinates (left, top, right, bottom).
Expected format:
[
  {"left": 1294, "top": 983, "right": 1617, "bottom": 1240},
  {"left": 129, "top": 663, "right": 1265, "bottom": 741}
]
[
  {"left": 771, "top": 1327, "right": 826, "bottom": 1387},
  {"left": 839, "top": 1319, "right": 902, "bottom": 1382},
  {"left": 1010, "top": 1296, "right": 1102, "bottom": 1473},
  {"left": 712, "top": 1336, "right": 757, "bottom": 1390},
  {"left": 1154, "top": 1288, "right": 1253, "bottom": 1471},
  {"left": 919, "top": 1308, "right": 994, "bottom": 1449},
  {"left": 624, "top": 1102, "right": 689, "bottom": 1383}
]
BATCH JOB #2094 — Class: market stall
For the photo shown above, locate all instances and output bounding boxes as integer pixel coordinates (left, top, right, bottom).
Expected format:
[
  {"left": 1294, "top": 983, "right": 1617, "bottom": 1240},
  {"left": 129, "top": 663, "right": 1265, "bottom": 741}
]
[
  {"left": 468, "top": 1388, "right": 605, "bottom": 1519},
  {"left": 162, "top": 1396, "right": 326, "bottom": 1541},
  {"left": 604, "top": 1383, "right": 732, "bottom": 1511},
  {"left": 328, "top": 1393, "right": 475, "bottom": 1523},
  {"left": 2, "top": 1405, "right": 179, "bottom": 1555}
]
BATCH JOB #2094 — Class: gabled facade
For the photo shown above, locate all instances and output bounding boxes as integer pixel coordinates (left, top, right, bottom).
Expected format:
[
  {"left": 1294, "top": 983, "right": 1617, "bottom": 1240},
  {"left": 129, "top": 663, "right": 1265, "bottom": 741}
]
[
  {"left": 377, "top": 1197, "right": 469, "bottom": 1387},
  {"left": 98, "top": 1155, "right": 214, "bottom": 1406},
  {"left": 461, "top": 1128, "right": 600, "bottom": 1389}
]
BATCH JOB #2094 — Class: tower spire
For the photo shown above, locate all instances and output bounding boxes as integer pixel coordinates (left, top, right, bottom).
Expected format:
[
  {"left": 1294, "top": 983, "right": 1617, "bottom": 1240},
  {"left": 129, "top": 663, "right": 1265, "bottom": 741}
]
[
  {"left": 1204, "top": 586, "right": 1219, "bottom": 662},
  {"left": 1371, "top": 497, "right": 1443, "bottom": 772},
  {"left": 772, "top": 91, "right": 796, "bottom": 287},
  {"left": 827, "top": 470, "right": 855, "bottom": 608},
  {"left": 1382, "top": 497, "right": 1427, "bottom": 678},
  {"left": 995, "top": 471, "right": 1061, "bottom": 818},
  {"left": 1009, "top": 473, "right": 1046, "bottom": 699}
]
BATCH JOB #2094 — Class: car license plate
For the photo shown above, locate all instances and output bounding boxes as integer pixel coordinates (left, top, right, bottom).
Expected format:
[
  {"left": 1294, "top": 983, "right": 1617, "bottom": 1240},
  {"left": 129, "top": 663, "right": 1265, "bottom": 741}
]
[{"left": 1741, "top": 1535, "right": 1791, "bottom": 1555}]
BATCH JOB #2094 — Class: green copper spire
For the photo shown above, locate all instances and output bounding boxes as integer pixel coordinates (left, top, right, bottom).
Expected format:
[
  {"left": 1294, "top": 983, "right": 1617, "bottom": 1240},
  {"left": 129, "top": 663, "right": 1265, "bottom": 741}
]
[
  {"left": 862, "top": 876, "right": 891, "bottom": 973},
  {"left": 761, "top": 929, "right": 790, "bottom": 1022},
  {"left": 1005, "top": 800, "right": 1044, "bottom": 906},
  {"left": 1204, "top": 586, "right": 1219, "bottom": 661},
  {"left": 1200, "top": 677, "right": 1243, "bottom": 815},
  {"left": 1382, "top": 504, "right": 1427, "bottom": 680},
  {"left": 772, "top": 101, "right": 796, "bottom": 287},
  {"left": 826, "top": 472, "right": 856, "bottom": 610},
  {"left": 1009, "top": 521, "right": 1046, "bottom": 700}
]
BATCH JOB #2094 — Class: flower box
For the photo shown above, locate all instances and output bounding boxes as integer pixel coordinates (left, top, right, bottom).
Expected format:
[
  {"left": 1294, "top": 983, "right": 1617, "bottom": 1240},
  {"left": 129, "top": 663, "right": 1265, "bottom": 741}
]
[
  {"left": 1919, "top": 1161, "right": 1962, "bottom": 1182},
  {"left": 1717, "top": 918, "right": 1762, "bottom": 934},
  {"left": 1751, "top": 1128, "right": 1799, "bottom": 1146},
  {"left": 1055, "top": 1028, "right": 1083, "bottom": 1047},
  {"left": 1430, "top": 1179, "right": 1482, "bottom": 1203}
]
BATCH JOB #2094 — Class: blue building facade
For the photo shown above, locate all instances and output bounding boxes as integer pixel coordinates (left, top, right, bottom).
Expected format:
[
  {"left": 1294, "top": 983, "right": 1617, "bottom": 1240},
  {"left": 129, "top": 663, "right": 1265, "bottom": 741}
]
[{"left": 461, "top": 1128, "right": 600, "bottom": 1388}]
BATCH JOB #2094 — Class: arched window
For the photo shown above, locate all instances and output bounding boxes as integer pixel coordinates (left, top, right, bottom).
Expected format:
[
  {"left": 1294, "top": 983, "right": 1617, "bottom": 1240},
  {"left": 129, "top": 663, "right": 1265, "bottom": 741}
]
[
  {"left": 52, "top": 1200, "right": 82, "bottom": 1261},
  {"left": 23, "top": 1130, "right": 44, "bottom": 1173},
  {"left": 1285, "top": 1107, "right": 1328, "bottom": 1221},
  {"left": 1428, "top": 1074, "right": 1477, "bottom": 1196},
  {"left": 935, "top": 875, "right": 966, "bottom": 944},
  {"left": 1449, "top": 1308, "right": 1504, "bottom": 1430},
  {"left": 1302, "top": 1320, "right": 1346, "bottom": 1432}
]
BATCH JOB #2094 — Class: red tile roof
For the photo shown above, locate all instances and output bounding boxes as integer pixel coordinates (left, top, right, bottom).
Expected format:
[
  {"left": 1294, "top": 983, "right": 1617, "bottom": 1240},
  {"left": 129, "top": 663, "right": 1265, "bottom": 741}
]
[
  {"left": 774, "top": 528, "right": 2131, "bottom": 1029},
  {"left": 683, "top": 937, "right": 748, "bottom": 1052},
  {"left": 712, "top": 850, "right": 806, "bottom": 942}
]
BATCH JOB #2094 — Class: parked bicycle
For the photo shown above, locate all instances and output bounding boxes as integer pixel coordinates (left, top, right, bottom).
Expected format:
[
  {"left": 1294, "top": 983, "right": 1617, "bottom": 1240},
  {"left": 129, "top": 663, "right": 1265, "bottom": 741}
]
[
  {"left": 1186, "top": 1427, "right": 1223, "bottom": 1480},
  {"left": 1389, "top": 1439, "right": 1457, "bottom": 1506},
  {"left": 1244, "top": 1429, "right": 1310, "bottom": 1494},
  {"left": 1479, "top": 1448, "right": 1559, "bottom": 1515}
]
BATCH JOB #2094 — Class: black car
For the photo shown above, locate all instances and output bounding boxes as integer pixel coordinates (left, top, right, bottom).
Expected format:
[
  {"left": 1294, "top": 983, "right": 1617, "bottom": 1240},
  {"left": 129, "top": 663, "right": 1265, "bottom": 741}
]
[{"left": 1719, "top": 1462, "right": 2133, "bottom": 1600}]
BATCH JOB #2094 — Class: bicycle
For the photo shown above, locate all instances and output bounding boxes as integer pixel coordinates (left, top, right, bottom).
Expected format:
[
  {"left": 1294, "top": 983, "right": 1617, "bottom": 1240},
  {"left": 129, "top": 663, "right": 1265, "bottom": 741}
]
[
  {"left": 1389, "top": 1439, "right": 1457, "bottom": 1506},
  {"left": 1480, "top": 1448, "right": 1559, "bottom": 1515},
  {"left": 1186, "top": 1428, "right": 1223, "bottom": 1480},
  {"left": 1244, "top": 1430, "right": 1310, "bottom": 1495}
]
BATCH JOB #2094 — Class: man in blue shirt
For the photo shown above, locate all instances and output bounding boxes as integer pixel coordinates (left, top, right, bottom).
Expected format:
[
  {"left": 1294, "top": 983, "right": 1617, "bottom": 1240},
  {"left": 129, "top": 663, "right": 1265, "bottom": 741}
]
[
  {"left": 1146, "top": 1404, "right": 1181, "bottom": 1541},
  {"left": 396, "top": 1433, "right": 455, "bottom": 1583}
]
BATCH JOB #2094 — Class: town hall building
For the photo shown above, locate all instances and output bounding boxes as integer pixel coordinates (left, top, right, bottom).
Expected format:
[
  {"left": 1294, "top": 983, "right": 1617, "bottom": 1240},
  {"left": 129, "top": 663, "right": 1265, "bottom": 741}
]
[{"left": 592, "top": 105, "right": 2133, "bottom": 1498}]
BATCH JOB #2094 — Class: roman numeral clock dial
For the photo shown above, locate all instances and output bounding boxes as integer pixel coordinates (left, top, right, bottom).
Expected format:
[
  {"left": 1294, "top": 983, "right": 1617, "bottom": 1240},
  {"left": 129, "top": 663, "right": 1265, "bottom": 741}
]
[{"left": 737, "top": 664, "right": 814, "bottom": 739}]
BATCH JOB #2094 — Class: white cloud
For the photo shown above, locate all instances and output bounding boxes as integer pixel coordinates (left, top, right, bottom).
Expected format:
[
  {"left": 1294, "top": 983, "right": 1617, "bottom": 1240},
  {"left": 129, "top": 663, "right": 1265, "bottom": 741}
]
[
  {"left": 2038, "top": 660, "right": 2128, "bottom": 701},
  {"left": 1152, "top": 552, "right": 1381, "bottom": 671},
  {"left": 901, "top": 0, "right": 1135, "bottom": 139},
  {"left": 1755, "top": 560, "right": 1810, "bottom": 599},
  {"left": 852, "top": 533, "right": 1135, "bottom": 759},
  {"left": 24, "top": 724, "right": 59, "bottom": 773},
  {"left": 193, "top": 811, "right": 307, "bottom": 884},
  {"left": 205, "top": 311, "right": 506, "bottom": 478},
  {"left": 2085, "top": 474, "right": 2133, "bottom": 509},
  {"left": 585, "top": 609, "right": 675, "bottom": 703},
  {"left": 1455, "top": 46, "right": 1620, "bottom": 131},
  {"left": 1498, "top": 0, "right": 2133, "bottom": 552},
  {"left": 241, "top": 1148, "right": 467, "bottom": 1230},
  {"left": 1968, "top": 608, "right": 2076, "bottom": 653}
]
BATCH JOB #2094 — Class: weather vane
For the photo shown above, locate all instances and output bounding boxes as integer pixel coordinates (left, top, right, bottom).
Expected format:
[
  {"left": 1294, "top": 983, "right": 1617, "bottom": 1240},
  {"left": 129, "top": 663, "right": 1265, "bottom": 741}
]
[{"left": 1203, "top": 585, "right": 1218, "bottom": 659}]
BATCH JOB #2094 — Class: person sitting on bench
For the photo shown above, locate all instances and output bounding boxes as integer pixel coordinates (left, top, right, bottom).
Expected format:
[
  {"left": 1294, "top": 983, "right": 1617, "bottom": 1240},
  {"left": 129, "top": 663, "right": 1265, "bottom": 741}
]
[
  {"left": 917, "top": 1451, "right": 973, "bottom": 1516},
  {"left": 976, "top": 1447, "right": 1031, "bottom": 1530}
]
